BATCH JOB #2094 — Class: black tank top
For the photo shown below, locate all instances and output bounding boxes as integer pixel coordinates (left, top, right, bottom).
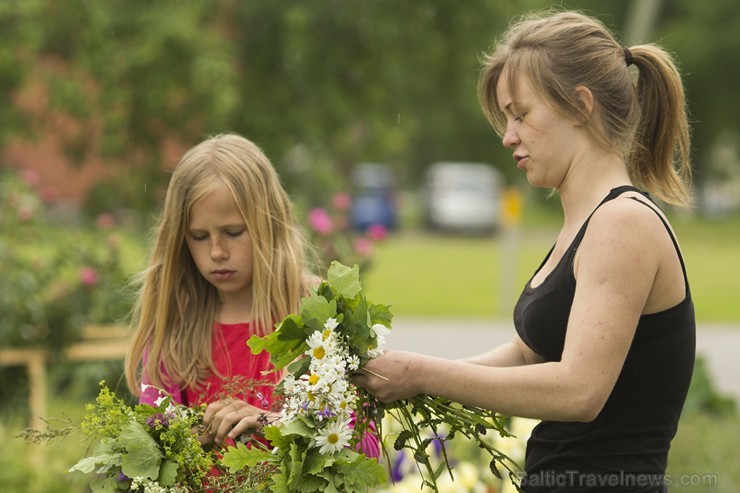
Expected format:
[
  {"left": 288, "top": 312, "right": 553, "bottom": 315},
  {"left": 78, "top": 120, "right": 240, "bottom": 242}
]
[{"left": 514, "top": 186, "right": 695, "bottom": 492}]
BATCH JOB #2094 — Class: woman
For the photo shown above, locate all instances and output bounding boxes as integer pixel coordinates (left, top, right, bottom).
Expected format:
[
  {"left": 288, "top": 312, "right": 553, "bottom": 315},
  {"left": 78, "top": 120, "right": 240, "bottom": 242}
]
[{"left": 354, "top": 11, "right": 694, "bottom": 492}]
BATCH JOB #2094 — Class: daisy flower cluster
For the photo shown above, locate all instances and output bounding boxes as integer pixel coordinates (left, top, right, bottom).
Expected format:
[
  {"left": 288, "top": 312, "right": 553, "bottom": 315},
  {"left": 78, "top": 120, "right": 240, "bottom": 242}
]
[
  {"left": 219, "top": 261, "right": 390, "bottom": 492},
  {"left": 280, "top": 317, "right": 359, "bottom": 431}
]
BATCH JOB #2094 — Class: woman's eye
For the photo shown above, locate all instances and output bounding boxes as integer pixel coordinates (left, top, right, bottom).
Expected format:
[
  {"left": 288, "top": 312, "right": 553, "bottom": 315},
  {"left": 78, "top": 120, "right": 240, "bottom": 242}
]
[
  {"left": 189, "top": 233, "right": 208, "bottom": 241},
  {"left": 226, "top": 230, "right": 245, "bottom": 238}
]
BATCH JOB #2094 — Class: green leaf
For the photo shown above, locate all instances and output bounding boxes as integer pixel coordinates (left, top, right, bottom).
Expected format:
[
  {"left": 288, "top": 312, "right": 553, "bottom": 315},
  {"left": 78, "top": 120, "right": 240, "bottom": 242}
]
[
  {"left": 220, "top": 443, "right": 273, "bottom": 473},
  {"left": 333, "top": 455, "right": 388, "bottom": 491},
  {"left": 303, "top": 447, "right": 336, "bottom": 475},
  {"left": 296, "top": 475, "right": 328, "bottom": 492},
  {"left": 368, "top": 302, "right": 393, "bottom": 327},
  {"left": 341, "top": 296, "right": 373, "bottom": 355},
  {"left": 68, "top": 439, "right": 121, "bottom": 474},
  {"left": 287, "top": 442, "right": 305, "bottom": 490},
  {"left": 119, "top": 421, "right": 163, "bottom": 480},
  {"left": 248, "top": 315, "right": 309, "bottom": 370},
  {"left": 263, "top": 424, "right": 292, "bottom": 450},
  {"left": 271, "top": 470, "right": 289, "bottom": 493},
  {"left": 300, "top": 295, "right": 337, "bottom": 332},
  {"left": 90, "top": 475, "right": 119, "bottom": 493},
  {"left": 281, "top": 418, "right": 316, "bottom": 439},
  {"left": 327, "top": 261, "right": 362, "bottom": 299},
  {"left": 158, "top": 459, "right": 178, "bottom": 486}
]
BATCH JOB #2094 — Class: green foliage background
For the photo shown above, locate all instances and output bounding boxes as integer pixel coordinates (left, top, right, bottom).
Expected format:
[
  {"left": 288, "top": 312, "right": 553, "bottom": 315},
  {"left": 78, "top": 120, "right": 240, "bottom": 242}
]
[{"left": 2, "top": 0, "right": 738, "bottom": 211}]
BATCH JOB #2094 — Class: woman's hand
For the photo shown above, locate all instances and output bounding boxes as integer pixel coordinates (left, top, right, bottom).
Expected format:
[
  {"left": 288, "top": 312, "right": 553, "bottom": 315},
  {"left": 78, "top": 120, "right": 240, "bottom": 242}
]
[
  {"left": 199, "top": 399, "right": 278, "bottom": 446},
  {"left": 352, "top": 350, "right": 424, "bottom": 403}
]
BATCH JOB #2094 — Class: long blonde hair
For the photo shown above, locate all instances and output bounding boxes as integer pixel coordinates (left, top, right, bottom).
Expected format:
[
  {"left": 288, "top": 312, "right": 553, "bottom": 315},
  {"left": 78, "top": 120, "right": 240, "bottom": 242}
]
[
  {"left": 125, "top": 133, "right": 310, "bottom": 394},
  {"left": 478, "top": 10, "right": 692, "bottom": 206}
]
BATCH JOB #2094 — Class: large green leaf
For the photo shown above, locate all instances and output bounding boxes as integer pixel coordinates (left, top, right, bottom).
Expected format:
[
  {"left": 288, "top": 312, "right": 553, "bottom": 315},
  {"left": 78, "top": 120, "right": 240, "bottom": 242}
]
[
  {"left": 119, "top": 421, "right": 163, "bottom": 480},
  {"left": 68, "top": 439, "right": 121, "bottom": 474},
  {"left": 327, "top": 262, "right": 362, "bottom": 299},
  {"left": 300, "top": 295, "right": 337, "bottom": 332},
  {"left": 157, "top": 459, "right": 178, "bottom": 487}
]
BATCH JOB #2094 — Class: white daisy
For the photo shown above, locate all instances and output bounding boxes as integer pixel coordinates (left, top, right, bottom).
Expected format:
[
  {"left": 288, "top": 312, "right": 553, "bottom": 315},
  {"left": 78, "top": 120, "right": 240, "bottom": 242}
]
[
  {"left": 314, "top": 418, "right": 353, "bottom": 455},
  {"left": 367, "top": 323, "right": 391, "bottom": 358}
]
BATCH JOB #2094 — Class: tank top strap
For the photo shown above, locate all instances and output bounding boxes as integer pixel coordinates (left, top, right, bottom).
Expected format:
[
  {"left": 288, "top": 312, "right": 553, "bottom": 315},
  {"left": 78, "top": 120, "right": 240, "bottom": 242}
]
[
  {"left": 569, "top": 186, "right": 642, "bottom": 252},
  {"left": 572, "top": 185, "right": 690, "bottom": 293}
]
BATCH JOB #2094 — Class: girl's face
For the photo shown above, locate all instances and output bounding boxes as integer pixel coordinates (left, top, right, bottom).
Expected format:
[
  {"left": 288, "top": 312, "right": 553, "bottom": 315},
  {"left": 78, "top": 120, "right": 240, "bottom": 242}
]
[
  {"left": 496, "top": 70, "right": 581, "bottom": 189},
  {"left": 186, "top": 181, "right": 254, "bottom": 309}
]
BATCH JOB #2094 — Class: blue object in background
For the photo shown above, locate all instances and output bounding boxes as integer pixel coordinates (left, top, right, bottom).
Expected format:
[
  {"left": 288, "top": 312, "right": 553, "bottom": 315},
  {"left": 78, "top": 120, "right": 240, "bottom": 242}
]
[{"left": 350, "top": 162, "right": 398, "bottom": 231}]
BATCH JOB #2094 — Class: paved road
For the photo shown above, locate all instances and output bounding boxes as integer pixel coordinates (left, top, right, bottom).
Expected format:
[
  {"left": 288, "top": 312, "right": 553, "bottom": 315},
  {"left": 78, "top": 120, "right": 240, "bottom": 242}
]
[{"left": 386, "top": 318, "right": 740, "bottom": 402}]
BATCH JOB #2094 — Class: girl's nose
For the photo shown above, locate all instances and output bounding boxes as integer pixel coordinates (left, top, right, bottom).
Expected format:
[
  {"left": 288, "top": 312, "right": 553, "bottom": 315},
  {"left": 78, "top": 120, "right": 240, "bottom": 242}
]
[{"left": 210, "top": 239, "right": 228, "bottom": 260}]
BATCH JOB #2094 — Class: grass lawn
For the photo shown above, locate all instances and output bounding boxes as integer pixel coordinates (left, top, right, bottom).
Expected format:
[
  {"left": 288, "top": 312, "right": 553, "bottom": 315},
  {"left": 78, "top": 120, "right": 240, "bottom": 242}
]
[{"left": 363, "top": 212, "right": 740, "bottom": 323}]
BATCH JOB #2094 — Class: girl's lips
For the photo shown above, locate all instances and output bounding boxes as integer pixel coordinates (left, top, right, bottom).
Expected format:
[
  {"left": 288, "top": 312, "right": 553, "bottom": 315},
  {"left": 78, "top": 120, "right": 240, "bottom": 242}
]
[
  {"left": 515, "top": 155, "right": 528, "bottom": 169},
  {"left": 212, "top": 269, "right": 235, "bottom": 280}
]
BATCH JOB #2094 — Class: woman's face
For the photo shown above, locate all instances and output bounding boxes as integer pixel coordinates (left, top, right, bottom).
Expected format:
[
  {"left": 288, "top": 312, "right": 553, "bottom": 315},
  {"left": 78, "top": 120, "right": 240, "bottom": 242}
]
[
  {"left": 185, "top": 181, "right": 254, "bottom": 307},
  {"left": 496, "top": 70, "right": 581, "bottom": 189}
]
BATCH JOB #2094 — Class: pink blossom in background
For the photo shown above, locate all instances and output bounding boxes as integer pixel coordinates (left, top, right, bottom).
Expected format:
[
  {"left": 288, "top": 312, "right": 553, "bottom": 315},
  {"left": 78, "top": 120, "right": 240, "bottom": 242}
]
[
  {"left": 308, "top": 208, "right": 333, "bottom": 235},
  {"left": 97, "top": 212, "right": 117, "bottom": 229},
  {"left": 353, "top": 237, "right": 374, "bottom": 257},
  {"left": 366, "top": 223, "right": 388, "bottom": 242},
  {"left": 80, "top": 267, "right": 100, "bottom": 287},
  {"left": 22, "top": 168, "right": 41, "bottom": 186},
  {"left": 332, "top": 192, "right": 351, "bottom": 211},
  {"left": 41, "top": 185, "right": 58, "bottom": 204}
]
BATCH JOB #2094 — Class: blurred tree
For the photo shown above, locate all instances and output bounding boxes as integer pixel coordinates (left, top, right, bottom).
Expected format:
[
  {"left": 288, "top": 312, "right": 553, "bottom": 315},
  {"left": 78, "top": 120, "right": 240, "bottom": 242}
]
[
  {"left": 2, "top": 0, "right": 729, "bottom": 213},
  {"left": 658, "top": 0, "right": 740, "bottom": 191}
]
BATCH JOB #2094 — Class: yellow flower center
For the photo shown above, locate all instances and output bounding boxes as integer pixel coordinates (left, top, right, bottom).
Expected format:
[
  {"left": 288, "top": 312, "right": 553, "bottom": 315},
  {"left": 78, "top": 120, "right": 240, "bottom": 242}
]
[
  {"left": 308, "top": 374, "right": 320, "bottom": 385},
  {"left": 322, "top": 329, "right": 332, "bottom": 340},
  {"left": 313, "top": 346, "right": 326, "bottom": 359},
  {"left": 328, "top": 433, "right": 339, "bottom": 444}
]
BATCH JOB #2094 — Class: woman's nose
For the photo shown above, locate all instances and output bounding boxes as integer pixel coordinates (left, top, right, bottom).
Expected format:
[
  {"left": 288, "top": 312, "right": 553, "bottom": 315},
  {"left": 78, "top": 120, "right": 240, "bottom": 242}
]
[{"left": 502, "top": 125, "right": 519, "bottom": 148}]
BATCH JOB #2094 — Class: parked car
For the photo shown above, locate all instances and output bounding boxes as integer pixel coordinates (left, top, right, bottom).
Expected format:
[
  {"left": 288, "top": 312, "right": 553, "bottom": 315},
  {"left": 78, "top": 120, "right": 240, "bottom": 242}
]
[
  {"left": 421, "top": 161, "right": 503, "bottom": 234},
  {"left": 350, "top": 162, "right": 399, "bottom": 231}
]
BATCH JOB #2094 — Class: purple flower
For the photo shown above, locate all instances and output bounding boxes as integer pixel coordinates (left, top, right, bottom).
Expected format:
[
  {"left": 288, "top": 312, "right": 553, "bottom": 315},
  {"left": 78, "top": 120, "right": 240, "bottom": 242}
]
[
  {"left": 391, "top": 452, "right": 407, "bottom": 482},
  {"left": 316, "top": 405, "right": 336, "bottom": 421},
  {"left": 145, "top": 413, "right": 170, "bottom": 429}
]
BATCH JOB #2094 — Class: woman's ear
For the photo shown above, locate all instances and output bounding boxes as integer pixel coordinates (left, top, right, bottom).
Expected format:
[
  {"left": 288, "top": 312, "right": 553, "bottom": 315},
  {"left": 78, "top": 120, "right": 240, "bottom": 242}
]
[{"left": 573, "top": 85, "right": 594, "bottom": 117}]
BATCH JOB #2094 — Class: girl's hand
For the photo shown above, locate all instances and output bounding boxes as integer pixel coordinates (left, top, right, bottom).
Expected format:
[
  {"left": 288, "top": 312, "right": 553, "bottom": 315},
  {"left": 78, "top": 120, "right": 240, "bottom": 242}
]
[{"left": 201, "top": 399, "right": 278, "bottom": 445}]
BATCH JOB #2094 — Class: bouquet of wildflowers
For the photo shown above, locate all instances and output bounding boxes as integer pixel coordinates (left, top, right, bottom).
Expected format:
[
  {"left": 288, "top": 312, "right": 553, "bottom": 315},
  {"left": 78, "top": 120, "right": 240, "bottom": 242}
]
[
  {"left": 65, "top": 383, "right": 217, "bottom": 492},
  {"left": 219, "top": 261, "right": 389, "bottom": 492},
  {"left": 225, "top": 261, "right": 521, "bottom": 492}
]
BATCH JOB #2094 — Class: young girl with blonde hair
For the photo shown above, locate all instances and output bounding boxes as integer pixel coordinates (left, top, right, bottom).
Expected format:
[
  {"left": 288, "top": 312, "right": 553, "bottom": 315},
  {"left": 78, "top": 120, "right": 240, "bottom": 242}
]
[{"left": 125, "top": 133, "right": 312, "bottom": 445}]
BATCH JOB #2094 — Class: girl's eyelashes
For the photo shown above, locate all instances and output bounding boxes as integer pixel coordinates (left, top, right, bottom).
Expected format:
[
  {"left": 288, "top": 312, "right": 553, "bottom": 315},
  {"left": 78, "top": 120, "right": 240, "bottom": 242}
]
[{"left": 187, "top": 229, "right": 246, "bottom": 241}]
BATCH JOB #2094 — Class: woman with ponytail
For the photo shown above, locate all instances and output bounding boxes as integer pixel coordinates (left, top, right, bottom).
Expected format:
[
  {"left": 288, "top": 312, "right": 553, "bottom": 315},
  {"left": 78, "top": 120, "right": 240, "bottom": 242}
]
[{"left": 356, "top": 10, "right": 695, "bottom": 492}]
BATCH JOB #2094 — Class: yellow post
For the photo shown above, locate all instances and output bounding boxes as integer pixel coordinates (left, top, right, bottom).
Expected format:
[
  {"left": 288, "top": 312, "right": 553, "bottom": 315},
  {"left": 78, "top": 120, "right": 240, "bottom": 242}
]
[{"left": 500, "top": 187, "right": 523, "bottom": 315}]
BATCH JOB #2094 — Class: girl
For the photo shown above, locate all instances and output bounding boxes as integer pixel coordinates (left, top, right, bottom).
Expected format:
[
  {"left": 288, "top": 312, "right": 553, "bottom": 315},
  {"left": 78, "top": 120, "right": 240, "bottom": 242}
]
[
  {"left": 355, "top": 10, "right": 695, "bottom": 492},
  {"left": 125, "top": 133, "right": 313, "bottom": 446}
]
